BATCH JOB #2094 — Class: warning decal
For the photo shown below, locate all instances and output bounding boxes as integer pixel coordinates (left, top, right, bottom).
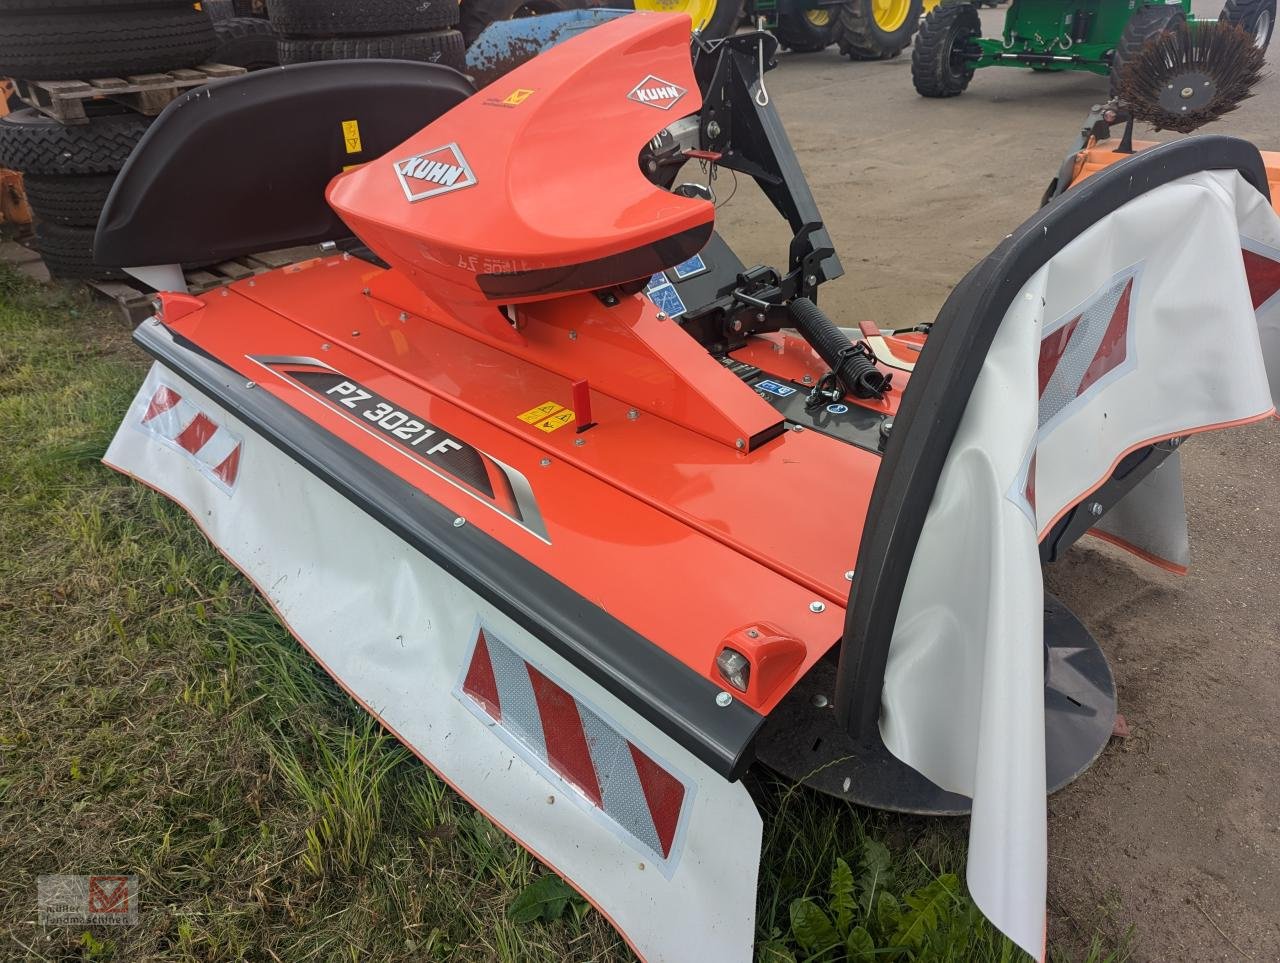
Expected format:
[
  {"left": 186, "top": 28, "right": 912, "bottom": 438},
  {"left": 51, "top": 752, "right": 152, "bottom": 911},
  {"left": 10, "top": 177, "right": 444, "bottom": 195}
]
[{"left": 518, "top": 402, "right": 576, "bottom": 433}]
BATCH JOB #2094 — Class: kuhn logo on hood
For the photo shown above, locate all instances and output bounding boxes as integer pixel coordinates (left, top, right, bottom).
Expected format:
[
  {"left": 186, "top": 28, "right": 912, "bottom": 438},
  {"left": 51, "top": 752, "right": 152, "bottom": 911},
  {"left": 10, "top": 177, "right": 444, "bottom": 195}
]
[
  {"left": 393, "top": 142, "right": 477, "bottom": 202},
  {"left": 627, "top": 75, "right": 687, "bottom": 111}
]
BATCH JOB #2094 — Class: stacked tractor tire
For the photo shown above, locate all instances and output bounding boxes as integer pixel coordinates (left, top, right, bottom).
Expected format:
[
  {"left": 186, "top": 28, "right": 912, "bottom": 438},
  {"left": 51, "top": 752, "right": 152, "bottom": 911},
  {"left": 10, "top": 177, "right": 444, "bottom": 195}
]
[
  {"left": 0, "top": 0, "right": 223, "bottom": 280},
  {"left": 267, "top": 0, "right": 467, "bottom": 72}
]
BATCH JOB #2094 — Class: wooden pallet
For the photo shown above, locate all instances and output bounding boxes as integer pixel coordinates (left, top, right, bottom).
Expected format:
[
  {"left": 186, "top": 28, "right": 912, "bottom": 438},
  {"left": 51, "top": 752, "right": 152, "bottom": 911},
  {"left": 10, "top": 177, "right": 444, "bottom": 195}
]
[
  {"left": 87, "top": 246, "right": 324, "bottom": 325},
  {"left": 14, "top": 64, "right": 246, "bottom": 126}
]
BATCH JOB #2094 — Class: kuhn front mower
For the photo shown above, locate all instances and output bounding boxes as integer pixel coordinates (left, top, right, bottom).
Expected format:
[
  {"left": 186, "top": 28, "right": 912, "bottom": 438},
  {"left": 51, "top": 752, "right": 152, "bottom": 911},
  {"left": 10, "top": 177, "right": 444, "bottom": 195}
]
[{"left": 95, "top": 13, "right": 1280, "bottom": 960}]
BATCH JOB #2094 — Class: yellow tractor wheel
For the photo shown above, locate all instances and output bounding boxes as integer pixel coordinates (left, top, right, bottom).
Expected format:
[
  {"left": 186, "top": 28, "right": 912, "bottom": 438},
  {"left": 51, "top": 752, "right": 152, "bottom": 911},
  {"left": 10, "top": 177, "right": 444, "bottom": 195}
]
[
  {"left": 632, "top": 0, "right": 744, "bottom": 38},
  {"left": 836, "top": 0, "right": 924, "bottom": 59},
  {"left": 776, "top": 4, "right": 840, "bottom": 50}
]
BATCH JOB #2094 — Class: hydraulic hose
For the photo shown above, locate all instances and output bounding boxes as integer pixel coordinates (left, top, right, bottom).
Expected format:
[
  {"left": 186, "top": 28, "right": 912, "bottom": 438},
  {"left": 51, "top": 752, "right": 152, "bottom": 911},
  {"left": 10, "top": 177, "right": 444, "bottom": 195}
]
[{"left": 787, "top": 297, "right": 890, "bottom": 399}]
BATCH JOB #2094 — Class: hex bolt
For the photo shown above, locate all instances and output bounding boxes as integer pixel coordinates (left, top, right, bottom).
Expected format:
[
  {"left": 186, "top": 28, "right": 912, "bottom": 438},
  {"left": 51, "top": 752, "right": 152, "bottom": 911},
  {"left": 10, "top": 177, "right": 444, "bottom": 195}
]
[
  {"left": 844, "top": 570, "right": 855, "bottom": 581},
  {"left": 362, "top": 287, "right": 371, "bottom": 296},
  {"left": 245, "top": 381, "right": 256, "bottom": 389},
  {"left": 351, "top": 330, "right": 360, "bottom": 337},
  {"left": 802, "top": 374, "right": 813, "bottom": 385},
  {"left": 1089, "top": 502, "right": 1103, "bottom": 517},
  {"left": 747, "top": 628, "right": 759, "bottom": 639},
  {"left": 735, "top": 438, "right": 745, "bottom": 450},
  {"left": 806, "top": 275, "right": 817, "bottom": 287},
  {"left": 453, "top": 517, "right": 466, "bottom": 528},
  {"left": 568, "top": 329, "right": 578, "bottom": 340},
  {"left": 627, "top": 408, "right": 639, "bottom": 420},
  {"left": 574, "top": 437, "right": 586, "bottom": 447},
  {"left": 398, "top": 311, "right": 408, "bottom": 322},
  {"left": 321, "top": 343, "right": 331, "bottom": 351},
  {"left": 809, "top": 600, "right": 826, "bottom": 613},
  {"left": 655, "top": 312, "right": 668, "bottom": 321},
  {"left": 247, "top": 279, "right": 256, "bottom": 287},
  {"left": 732, "top": 319, "right": 743, "bottom": 332},
  {"left": 811, "top": 694, "right": 829, "bottom": 708},
  {"left": 792, "top": 424, "right": 805, "bottom": 432},
  {"left": 539, "top": 458, "right": 552, "bottom": 467},
  {"left": 715, "top": 691, "right": 733, "bottom": 707},
  {"left": 219, "top": 288, "right": 229, "bottom": 297},
  {"left": 706, "top": 120, "right": 721, "bottom": 138}
]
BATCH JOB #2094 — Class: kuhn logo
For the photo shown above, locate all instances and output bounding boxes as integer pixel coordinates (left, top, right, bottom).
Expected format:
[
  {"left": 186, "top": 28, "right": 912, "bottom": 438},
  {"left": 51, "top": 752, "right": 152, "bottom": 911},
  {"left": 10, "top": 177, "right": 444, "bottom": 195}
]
[
  {"left": 627, "top": 75, "right": 687, "bottom": 111},
  {"left": 393, "top": 142, "right": 477, "bottom": 202}
]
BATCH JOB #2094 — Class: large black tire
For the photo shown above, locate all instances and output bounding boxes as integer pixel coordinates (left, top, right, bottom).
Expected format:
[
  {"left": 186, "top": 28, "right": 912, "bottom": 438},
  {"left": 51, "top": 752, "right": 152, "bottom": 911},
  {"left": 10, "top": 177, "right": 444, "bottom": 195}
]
[
  {"left": 837, "top": 0, "right": 923, "bottom": 59},
  {"left": 277, "top": 30, "right": 467, "bottom": 70},
  {"left": 1221, "top": 0, "right": 1276, "bottom": 52},
  {"left": 460, "top": 0, "right": 592, "bottom": 46},
  {"left": 266, "top": 0, "right": 458, "bottom": 36},
  {"left": 22, "top": 173, "right": 114, "bottom": 227},
  {"left": 1109, "top": 3, "right": 1186, "bottom": 96},
  {"left": 776, "top": 7, "right": 839, "bottom": 51},
  {"left": 35, "top": 221, "right": 124, "bottom": 281},
  {"left": 0, "top": 0, "right": 179, "bottom": 8},
  {"left": 911, "top": 2, "right": 980, "bottom": 96},
  {"left": 0, "top": 110, "right": 150, "bottom": 175},
  {"left": 213, "top": 16, "right": 279, "bottom": 69},
  {"left": 0, "top": 7, "right": 217, "bottom": 81}
]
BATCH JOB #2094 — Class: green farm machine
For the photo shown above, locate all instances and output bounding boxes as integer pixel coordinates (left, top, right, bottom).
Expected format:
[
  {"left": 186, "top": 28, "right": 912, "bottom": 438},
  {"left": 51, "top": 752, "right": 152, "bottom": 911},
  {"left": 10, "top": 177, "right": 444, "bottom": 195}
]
[{"left": 912, "top": 0, "right": 1275, "bottom": 97}]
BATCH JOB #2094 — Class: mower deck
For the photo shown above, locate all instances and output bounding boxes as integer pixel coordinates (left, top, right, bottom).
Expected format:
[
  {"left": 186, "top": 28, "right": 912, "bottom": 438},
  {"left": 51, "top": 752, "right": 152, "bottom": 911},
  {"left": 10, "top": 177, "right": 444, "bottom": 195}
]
[{"left": 150, "top": 253, "right": 900, "bottom": 723}]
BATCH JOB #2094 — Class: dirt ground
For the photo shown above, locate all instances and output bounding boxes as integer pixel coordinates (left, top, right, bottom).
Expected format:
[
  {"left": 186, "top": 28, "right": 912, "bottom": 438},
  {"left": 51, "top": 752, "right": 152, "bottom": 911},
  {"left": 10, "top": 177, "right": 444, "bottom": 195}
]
[{"left": 714, "top": 5, "right": 1280, "bottom": 959}]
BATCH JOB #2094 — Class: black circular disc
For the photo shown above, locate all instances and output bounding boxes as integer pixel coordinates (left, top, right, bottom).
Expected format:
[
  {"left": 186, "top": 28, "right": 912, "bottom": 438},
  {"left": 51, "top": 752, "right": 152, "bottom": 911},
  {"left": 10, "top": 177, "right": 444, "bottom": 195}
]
[
  {"left": 1156, "top": 70, "right": 1218, "bottom": 113},
  {"left": 753, "top": 593, "right": 1117, "bottom": 815}
]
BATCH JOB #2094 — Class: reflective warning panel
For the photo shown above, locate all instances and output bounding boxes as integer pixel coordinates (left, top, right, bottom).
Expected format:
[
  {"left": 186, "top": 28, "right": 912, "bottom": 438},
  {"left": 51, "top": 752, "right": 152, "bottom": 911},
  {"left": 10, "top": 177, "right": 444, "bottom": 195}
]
[
  {"left": 139, "top": 383, "right": 242, "bottom": 494},
  {"left": 458, "top": 625, "right": 691, "bottom": 868}
]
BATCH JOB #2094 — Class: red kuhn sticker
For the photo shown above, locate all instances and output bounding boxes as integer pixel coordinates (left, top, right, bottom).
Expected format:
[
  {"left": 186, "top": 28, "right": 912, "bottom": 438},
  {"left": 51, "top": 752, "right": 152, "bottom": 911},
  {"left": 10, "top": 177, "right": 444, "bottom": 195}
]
[{"left": 627, "top": 75, "right": 687, "bottom": 111}]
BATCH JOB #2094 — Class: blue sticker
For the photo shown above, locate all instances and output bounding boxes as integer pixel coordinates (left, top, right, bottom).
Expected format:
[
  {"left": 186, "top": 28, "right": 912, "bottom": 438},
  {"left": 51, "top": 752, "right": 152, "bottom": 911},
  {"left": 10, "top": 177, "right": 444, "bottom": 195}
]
[
  {"left": 646, "top": 272, "right": 668, "bottom": 291},
  {"left": 757, "top": 379, "right": 797, "bottom": 398},
  {"left": 645, "top": 282, "right": 687, "bottom": 319},
  {"left": 826, "top": 403, "right": 849, "bottom": 415},
  {"left": 672, "top": 254, "right": 707, "bottom": 280}
]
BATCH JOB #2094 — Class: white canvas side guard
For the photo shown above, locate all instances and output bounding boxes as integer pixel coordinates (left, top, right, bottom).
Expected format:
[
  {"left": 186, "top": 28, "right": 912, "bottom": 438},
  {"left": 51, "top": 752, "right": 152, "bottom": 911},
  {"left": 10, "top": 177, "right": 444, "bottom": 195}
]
[
  {"left": 882, "top": 169, "right": 1280, "bottom": 957},
  {"left": 104, "top": 365, "right": 762, "bottom": 963}
]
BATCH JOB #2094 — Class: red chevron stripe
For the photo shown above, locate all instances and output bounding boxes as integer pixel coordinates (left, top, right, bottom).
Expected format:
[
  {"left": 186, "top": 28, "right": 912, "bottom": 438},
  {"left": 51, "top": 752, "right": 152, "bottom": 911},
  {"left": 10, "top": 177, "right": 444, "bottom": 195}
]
[
  {"left": 629, "top": 743, "right": 684, "bottom": 858},
  {"left": 462, "top": 629, "right": 501, "bottom": 718},
  {"left": 143, "top": 385, "right": 181, "bottom": 423},
  {"left": 1077, "top": 277, "right": 1133, "bottom": 397},
  {"left": 212, "top": 445, "right": 242, "bottom": 487},
  {"left": 1038, "top": 316, "right": 1080, "bottom": 397},
  {"left": 1243, "top": 247, "right": 1280, "bottom": 309},
  {"left": 175, "top": 412, "right": 218, "bottom": 455},
  {"left": 526, "top": 663, "right": 603, "bottom": 807}
]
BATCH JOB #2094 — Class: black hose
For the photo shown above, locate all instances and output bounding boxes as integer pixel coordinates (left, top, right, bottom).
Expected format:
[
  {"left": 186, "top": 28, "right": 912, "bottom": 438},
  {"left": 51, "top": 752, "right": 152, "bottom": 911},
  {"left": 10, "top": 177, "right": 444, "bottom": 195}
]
[{"left": 787, "top": 297, "right": 890, "bottom": 399}]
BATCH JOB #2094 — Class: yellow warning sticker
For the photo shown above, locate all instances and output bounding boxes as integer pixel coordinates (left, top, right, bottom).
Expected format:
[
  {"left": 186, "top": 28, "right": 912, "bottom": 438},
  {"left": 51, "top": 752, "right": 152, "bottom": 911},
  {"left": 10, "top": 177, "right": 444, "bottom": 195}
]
[
  {"left": 502, "top": 88, "right": 535, "bottom": 106},
  {"left": 536, "top": 409, "right": 575, "bottom": 433},
  {"left": 518, "top": 402, "right": 575, "bottom": 432},
  {"left": 341, "top": 119, "right": 363, "bottom": 155}
]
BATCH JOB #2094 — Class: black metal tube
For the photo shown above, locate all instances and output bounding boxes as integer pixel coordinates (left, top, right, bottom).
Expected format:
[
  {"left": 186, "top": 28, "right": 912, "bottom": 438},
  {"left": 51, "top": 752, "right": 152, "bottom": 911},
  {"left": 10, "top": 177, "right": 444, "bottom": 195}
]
[{"left": 787, "top": 297, "right": 889, "bottom": 399}]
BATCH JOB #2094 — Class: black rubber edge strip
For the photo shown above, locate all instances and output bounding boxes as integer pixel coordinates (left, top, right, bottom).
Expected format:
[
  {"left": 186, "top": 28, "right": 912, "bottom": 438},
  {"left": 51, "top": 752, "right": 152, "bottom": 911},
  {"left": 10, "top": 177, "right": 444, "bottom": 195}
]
[
  {"left": 834, "top": 135, "right": 1270, "bottom": 738},
  {"left": 134, "top": 322, "right": 765, "bottom": 778},
  {"left": 476, "top": 222, "right": 714, "bottom": 299}
]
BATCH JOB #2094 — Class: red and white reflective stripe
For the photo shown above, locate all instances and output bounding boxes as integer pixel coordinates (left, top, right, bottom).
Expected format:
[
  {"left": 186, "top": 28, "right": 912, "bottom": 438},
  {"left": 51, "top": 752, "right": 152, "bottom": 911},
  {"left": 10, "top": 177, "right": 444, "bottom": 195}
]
[
  {"left": 140, "top": 384, "right": 242, "bottom": 489},
  {"left": 1037, "top": 271, "right": 1135, "bottom": 428},
  {"left": 1242, "top": 245, "right": 1280, "bottom": 311},
  {"left": 462, "top": 627, "right": 687, "bottom": 862}
]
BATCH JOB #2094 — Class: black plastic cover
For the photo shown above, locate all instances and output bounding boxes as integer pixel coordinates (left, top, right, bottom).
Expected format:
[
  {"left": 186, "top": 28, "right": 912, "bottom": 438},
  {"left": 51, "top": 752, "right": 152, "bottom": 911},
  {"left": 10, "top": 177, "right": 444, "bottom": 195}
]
[{"left": 94, "top": 60, "right": 475, "bottom": 267}]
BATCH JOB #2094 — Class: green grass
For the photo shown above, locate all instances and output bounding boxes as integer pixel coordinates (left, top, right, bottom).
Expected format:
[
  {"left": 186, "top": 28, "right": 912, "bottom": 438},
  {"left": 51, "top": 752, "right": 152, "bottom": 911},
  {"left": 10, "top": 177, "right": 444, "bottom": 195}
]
[{"left": 0, "top": 263, "right": 1129, "bottom": 961}]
